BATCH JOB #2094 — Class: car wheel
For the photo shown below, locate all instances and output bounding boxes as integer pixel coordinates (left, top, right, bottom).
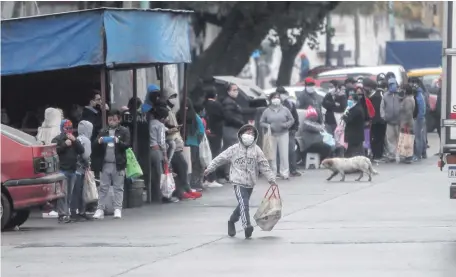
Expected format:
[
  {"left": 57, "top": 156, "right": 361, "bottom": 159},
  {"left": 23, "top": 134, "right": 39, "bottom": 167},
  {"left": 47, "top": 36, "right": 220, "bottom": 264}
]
[
  {"left": 426, "top": 114, "right": 436, "bottom": 133},
  {"left": 4, "top": 210, "right": 30, "bottom": 230},
  {"left": 1, "top": 192, "right": 12, "bottom": 231}
]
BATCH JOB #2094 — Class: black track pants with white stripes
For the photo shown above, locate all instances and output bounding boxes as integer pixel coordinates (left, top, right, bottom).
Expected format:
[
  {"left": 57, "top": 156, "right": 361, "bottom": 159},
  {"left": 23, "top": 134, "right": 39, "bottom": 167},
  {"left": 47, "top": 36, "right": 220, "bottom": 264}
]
[{"left": 230, "top": 185, "right": 254, "bottom": 229}]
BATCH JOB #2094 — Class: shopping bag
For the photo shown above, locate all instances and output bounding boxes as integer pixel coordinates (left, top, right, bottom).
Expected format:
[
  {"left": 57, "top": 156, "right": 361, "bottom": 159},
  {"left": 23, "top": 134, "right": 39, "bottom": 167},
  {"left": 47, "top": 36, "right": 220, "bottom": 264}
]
[
  {"left": 83, "top": 170, "right": 99, "bottom": 204},
  {"left": 160, "top": 164, "right": 176, "bottom": 199},
  {"left": 262, "top": 126, "right": 274, "bottom": 160},
  {"left": 397, "top": 131, "right": 415, "bottom": 157},
  {"left": 126, "top": 148, "right": 143, "bottom": 179},
  {"left": 199, "top": 134, "right": 212, "bottom": 168},
  {"left": 253, "top": 185, "right": 282, "bottom": 231},
  {"left": 321, "top": 130, "right": 335, "bottom": 148},
  {"left": 334, "top": 123, "right": 348, "bottom": 149}
]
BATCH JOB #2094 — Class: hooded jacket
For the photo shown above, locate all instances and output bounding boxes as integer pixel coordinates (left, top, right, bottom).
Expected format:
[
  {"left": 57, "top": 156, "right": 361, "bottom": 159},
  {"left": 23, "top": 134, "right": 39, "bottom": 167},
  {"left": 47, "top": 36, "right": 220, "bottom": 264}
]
[
  {"left": 36, "top": 108, "right": 62, "bottom": 145},
  {"left": 380, "top": 91, "right": 401, "bottom": 125},
  {"left": 414, "top": 88, "right": 426, "bottom": 120},
  {"left": 206, "top": 124, "right": 275, "bottom": 188},
  {"left": 259, "top": 104, "right": 295, "bottom": 135},
  {"left": 92, "top": 124, "right": 130, "bottom": 172},
  {"left": 76, "top": 120, "right": 93, "bottom": 173},
  {"left": 52, "top": 119, "right": 85, "bottom": 171},
  {"left": 400, "top": 94, "right": 415, "bottom": 131},
  {"left": 222, "top": 96, "right": 245, "bottom": 129}
]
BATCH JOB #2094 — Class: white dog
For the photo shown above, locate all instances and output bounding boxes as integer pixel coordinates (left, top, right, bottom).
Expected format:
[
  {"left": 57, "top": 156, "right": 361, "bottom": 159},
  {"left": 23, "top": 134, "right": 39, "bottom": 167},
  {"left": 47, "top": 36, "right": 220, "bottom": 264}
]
[{"left": 321, "top": 156, "right": 379, "bottom": 182}]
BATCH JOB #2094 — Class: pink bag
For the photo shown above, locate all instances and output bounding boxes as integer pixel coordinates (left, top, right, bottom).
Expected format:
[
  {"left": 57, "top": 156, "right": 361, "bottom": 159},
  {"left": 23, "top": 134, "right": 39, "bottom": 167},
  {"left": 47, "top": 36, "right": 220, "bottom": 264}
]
[{"left": 334, "top": 124, "right": 348, "bottom": 149}]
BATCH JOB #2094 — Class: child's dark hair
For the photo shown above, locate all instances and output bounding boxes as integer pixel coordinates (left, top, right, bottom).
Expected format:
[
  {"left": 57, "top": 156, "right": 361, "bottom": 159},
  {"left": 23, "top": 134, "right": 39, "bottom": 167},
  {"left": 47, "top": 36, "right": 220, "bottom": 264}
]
[{"left": 107, "top": 109, "right": 121, "bottom": 118}]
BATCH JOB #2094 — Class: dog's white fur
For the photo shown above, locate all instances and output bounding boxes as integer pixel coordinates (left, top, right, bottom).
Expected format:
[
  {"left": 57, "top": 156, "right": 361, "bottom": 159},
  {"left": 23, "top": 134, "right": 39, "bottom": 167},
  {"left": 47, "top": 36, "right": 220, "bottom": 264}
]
[{"left": 321, "top": 156, "right": 379, "bottom": 182}]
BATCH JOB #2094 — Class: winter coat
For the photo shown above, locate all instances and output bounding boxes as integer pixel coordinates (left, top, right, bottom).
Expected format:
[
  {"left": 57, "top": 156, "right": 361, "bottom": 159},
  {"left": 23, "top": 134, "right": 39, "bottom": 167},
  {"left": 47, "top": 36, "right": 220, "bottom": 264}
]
[
  {"left": 368, "top": 89, "right": 385, "bottom": 124},
  {"left": 280, "top": 95, "right": 300, "bottom": 132},
  {"left": 322, "top": 93, "right": 347, "bottom": 126},
  {"left": 82, "top": 106, "right": 102, "bottom": 142},
  {"left": 380, "top": 91, "right": 402, "bottom": 125},
  {"left": 36, "top": 108, "right": 62, "bottom": 145},
  {"left": 343, "top": 102, "right": 365, "bottom": 145},
  {"left": 205, "top": 124, "right": 276, "bottom": 188},
  {"left": 76, "top": 120, "right": 93, "bottom": 174},
  {"left": 299, "top": 117, "right": 326, "bottom": 152},
  {"left": 92, "top": 125, "right": 131, "bottom": 172},
  {"left": 400, "top": 95, "right": 415, "bottom": 131},
  {"left": 222, "top": 96, "right": 245, "bottom": 129},
  {"left": 52, "top": 120, "right": 85, "bottom": 172}
]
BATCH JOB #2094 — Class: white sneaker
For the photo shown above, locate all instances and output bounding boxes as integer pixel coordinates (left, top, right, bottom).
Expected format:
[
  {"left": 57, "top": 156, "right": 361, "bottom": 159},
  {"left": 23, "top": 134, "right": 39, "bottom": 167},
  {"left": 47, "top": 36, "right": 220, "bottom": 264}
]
[
  {"left": 93, "top": 209, "right": 104, "bottom": 220},
  {"left": 114, "top": 209, "right": 122, "bottom": 219},
  {"left": 204, "top": 181, "right": 223, "bottom": 188},
  {"left": 42, "top": 210, "right": 59, "bottom": 218}
]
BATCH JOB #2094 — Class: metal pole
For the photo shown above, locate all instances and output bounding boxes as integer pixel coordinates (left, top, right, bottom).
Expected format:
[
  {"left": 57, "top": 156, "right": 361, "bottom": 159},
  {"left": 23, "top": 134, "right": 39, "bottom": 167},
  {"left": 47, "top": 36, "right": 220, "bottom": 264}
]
[
  {"left": 388, "top": 1, "right": 396, "bottom": 41},
  {"left": 182, "top": 64, "right": 188, "bottom": 140},
  {"left": 354, "top": 9, "right": 360, "bottom": 66},
  {"left": 132, "top": 69, "right": 138, "bottom": 153},
  {"left": 325, "top": 14, "right": 332, "bottom": 66},
  {"left": 100, "top": 68, "right": 107, "bottom": 128}
]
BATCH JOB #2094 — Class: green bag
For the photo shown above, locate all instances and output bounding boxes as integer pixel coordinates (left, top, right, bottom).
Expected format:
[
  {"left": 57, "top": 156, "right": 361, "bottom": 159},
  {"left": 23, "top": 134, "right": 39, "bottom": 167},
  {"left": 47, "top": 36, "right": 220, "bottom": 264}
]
[{"left": 126, "top": 148, "right": 143, "bottom": 179}]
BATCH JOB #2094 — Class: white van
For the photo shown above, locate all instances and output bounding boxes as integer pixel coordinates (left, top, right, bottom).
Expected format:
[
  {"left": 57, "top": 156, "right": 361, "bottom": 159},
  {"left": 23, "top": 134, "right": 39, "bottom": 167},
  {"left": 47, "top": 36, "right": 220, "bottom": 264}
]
[{"left": 316, "top": 65, "right": 408, "bottom": 85}]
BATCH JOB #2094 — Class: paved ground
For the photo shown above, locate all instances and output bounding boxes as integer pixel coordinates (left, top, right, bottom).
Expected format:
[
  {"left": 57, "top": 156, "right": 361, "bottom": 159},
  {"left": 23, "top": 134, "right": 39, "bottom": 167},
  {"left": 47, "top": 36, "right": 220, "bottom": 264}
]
[{"left": 2, "top": 134, "right": 456, "bottom": 277}]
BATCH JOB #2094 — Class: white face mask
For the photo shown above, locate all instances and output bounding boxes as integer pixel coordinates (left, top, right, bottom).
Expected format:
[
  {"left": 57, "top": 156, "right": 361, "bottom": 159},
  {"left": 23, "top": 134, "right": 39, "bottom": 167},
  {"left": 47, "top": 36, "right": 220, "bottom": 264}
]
[
  {"left": 328, "top": 88, "right": 336, "bottom": 94},
  {"left": 307, "top": 86, "right": 315, "bottom": 93},
  {"left": 241, "top": 133, "right": 255, "bottom": 146},
  {"left": 271, "top": 98, "right": 281, "bottom": 106}
]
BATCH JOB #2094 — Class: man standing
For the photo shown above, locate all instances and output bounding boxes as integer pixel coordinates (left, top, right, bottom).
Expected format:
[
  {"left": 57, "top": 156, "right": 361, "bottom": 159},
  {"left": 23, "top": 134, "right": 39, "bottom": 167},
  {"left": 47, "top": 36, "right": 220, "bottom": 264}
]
[
  {"left": 82, "top": 91, "right": 106, "bottom": 142},
  {"left": 380, "top": 77, "right": 402, "bottom": 162},
  {"left": 204, "top": 86, "right": 225, "bottom": 187},
  {"left": 92, "top": 110, "right": 130, "bottom": 219},
  {"left": 412, "top": 83, "right": 427, "bottom": 161},
  {"left": 363, "top": 78, "right": 386, "bottom": 162},
  {"left": 52, "top": 119, "right": 84, "bottom": 223},
  {"left": 297, "top": 77, "right": 321, "bottom": 113},
  {"left": 277, "top": 86, "right": 301, "bottom": 177}
]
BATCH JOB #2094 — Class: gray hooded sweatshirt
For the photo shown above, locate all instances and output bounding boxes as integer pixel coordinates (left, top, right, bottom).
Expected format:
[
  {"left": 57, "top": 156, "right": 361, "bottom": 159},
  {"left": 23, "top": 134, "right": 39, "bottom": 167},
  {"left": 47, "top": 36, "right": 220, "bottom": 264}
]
[
  {"left": 205, "top": 124, "right": 276, "bottom": 188},
  {"left": 259, "top": 104, "right": 295, "bottom": 135},
  {"left": 76, "top": 120, "right": 93, "bottom": 174},
  {"left": 380, "top": 91, "right": 402, "bottom": 125}
]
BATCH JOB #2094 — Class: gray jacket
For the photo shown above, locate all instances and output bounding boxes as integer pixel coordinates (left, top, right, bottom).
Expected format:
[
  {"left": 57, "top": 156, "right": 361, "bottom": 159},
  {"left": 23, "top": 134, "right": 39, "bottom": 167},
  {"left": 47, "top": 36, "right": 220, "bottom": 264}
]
[
  {"left": 380, "top": 92, "right": 402, "bottom": 125},
  {"left": 400, "top": 95, "right": 415, "bottom": 131},
  {"left": 206, "top": 124, "right": 275, "bottom": 188},
  {"left": 76, "top": 120, "right": 93, "bottom": 174},
  {"left": 259, "top": 105, "right": 295, "bottom": 135}
]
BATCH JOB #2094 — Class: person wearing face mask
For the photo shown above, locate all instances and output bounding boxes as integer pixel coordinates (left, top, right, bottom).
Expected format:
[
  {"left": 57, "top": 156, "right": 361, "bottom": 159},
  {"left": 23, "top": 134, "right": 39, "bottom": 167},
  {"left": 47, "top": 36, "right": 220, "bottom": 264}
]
[
  {"left": 297, "top": 77, "right": 322, "bottom": 116},
  {"left": 82, "top": 91, "right": 109, "bottom": 142},
  {"left": 322, "top": 80, "right": 347, "bottom": 135},
  {"left": 342, "top": 89, "right": 366, "bottom": 158},
  {"left": 92, "top": 110, "right": 130, "bottom": 219},
  {"left": 380, "top": 76, "right": 402, "bottom": 162},
  {"left": 52, "top": 119, "right": 85, "bottom": 223},
  {"left": 260, "top": 92, "right": 295, "bottom": 179},
  {"left": 204, "top": 124, "right": 277, "bottom": 239}
]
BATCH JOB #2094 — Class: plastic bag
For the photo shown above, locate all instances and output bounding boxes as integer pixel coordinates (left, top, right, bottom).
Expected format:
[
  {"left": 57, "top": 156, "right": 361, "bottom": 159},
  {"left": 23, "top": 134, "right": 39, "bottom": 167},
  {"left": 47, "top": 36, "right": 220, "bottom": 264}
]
[
  {"left": 83, "top": 170, "right": 98, "bottom": 204},
  {"left": 183, "top": 146, "right": 192, "bottom": 174},
  {"left": 334, "top": 123, "right": 348, "bottom": 149},
  {"left": 262, "top": 126, "right": 274, "bottom": 160},
  {"left": 321, "top": 130, "right": 335, "bottom": 148},
  {"left": 253, "top": 185, "right": 282, "bottom": 231},
  {"left": 126, "top": 148, "right": 143, "bottom": 179},
  {"left": 397, "top": 131, "right": 415, "bottom": 157},
  {"left": 199, "top": 134, "right": 212, "bottom": 168},
  {"left": 363, "top": 128, "right": 371, "bottom": 150},
  {"left": 160, "top": 164, "right": 176, "bottom": 199}
]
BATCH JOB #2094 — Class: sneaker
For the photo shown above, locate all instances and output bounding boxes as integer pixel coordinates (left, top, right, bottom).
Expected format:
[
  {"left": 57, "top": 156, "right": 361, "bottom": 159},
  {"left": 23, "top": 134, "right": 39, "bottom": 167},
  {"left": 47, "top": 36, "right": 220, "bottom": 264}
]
[
  {"left": 290, "top": 171, "right": 302, "bottom": 177},
  {"left": 182, "top": 192, "right": 196, "bottom": 199},
  {"left": 191, "top": 188, "right": 203, "bottom": 193},
  {"left": 190, "top": 191, "right": 202, "bottom": 198},
  {"left": 114, "top": 209, "right": 122, "bottom": 219},
  {"left": 228, "top": 221, "right": 236, "bottom": 237},
  {"left": 204, "top": 181, "right": 223, "bottom": 188},
  {"left": 43, "top": 210, "right": 59, "bottom": 218},
  {"left": 58, "top": 215, "right": 71, "bottom": 223},
  {"left": 244, "top": 226, "right": 254, "bottom": 239},
  {"left": 92, "top": 209, "right": 104, "bottom": 220}
]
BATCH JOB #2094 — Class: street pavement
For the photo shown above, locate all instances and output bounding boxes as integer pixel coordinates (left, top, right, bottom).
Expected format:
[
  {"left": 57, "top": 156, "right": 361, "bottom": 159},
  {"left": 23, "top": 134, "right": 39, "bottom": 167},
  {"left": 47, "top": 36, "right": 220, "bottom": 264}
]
[{"left": 2, "top": 133, "right": 456, "bottom": 277}]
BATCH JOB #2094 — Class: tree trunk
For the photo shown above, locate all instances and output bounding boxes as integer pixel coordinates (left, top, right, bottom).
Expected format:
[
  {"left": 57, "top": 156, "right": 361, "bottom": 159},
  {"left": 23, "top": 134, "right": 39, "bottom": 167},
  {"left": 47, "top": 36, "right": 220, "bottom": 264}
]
[
  {"left": 187, "top": 3, "right": 291, "bottom": 92},
  {"left": 276, "top": 42, "right": 305, "bottom": 87}
]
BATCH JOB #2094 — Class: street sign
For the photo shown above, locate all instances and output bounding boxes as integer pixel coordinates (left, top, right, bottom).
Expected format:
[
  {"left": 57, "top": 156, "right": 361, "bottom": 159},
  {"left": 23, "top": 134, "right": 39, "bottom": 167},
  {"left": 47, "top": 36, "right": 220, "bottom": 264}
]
[{"left": 448, "top": 166, "right": 456, "bottom": 178}]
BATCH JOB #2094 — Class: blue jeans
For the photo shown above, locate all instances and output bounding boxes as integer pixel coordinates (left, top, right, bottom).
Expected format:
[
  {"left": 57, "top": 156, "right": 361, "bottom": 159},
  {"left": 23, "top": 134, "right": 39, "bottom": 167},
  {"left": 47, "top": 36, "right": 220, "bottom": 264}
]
[
  {"left": 414, "top": 118, "right": 426, "bottom": 159},
  {"left": 57, "top": 170, "right": 76, "bottom": 216}
]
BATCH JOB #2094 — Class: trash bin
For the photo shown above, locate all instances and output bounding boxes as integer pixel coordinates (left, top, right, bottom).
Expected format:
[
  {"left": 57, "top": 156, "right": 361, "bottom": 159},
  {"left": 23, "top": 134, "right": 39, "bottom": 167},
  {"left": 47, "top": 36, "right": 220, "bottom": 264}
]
[{"left": 127, "top": 179, "right": 145, "bottom": 208}]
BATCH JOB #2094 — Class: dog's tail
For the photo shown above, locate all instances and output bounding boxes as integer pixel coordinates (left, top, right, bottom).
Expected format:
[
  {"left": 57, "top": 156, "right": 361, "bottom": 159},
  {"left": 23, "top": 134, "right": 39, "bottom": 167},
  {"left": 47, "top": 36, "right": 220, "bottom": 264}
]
[{"left": 368, "top": 160, "right": 379, "bottom": 175}]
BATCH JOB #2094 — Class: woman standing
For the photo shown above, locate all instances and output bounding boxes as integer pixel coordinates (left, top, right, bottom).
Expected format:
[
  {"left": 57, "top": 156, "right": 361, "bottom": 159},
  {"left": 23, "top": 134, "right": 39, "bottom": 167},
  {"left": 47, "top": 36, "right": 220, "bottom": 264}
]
[
  {"left": 260, "top": 92, "right": 294, "bottom": 179},
  {"left": 177, "top": 98, "right": 205, "bottom": 191},
  {"left": 342, "top": 87, "right": 366, "bottom": 158}
]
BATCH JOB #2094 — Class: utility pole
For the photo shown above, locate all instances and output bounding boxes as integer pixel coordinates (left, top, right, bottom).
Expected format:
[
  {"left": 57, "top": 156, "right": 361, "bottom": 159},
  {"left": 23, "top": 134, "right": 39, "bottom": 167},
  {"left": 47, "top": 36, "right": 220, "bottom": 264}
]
[
  {"left": 325, "top": 14, "right": 332, "bottom": 66},
  {"left": 388, "top": 1, "right": 396, "bottom": 40},
  {"left": 354, "top": 8, "right": 360, "bottom": 66}
]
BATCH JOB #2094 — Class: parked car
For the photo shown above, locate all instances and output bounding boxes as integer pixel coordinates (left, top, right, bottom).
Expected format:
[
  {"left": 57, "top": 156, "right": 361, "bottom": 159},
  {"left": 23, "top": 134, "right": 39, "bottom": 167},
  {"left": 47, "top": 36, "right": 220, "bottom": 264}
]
[{"left": 1, "top": 124, "right": 65, "bottom": 230}]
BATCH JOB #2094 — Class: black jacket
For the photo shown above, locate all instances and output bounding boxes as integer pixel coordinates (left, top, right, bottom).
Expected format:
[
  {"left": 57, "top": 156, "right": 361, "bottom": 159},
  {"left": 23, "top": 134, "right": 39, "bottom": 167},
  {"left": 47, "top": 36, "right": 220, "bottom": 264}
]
[
  {"left": 343, "top": 103, "right": 365, "bottom": 145},
  {"left": 222, "top": 97, "right": 245, "bottom": 129},
  {"left": 322, "top": 93, "right": 347, "bottom": 126},
  {"left": 52, "top": 133, "right": 85, "bottom": 171},
  {"left": 368, "top": 89, "right": 385, "bottom": 124},
  {"left": 205, "top": 99, "right": 224, "bottom": 136},
  {"left": 297, "top": 91, "right": 321, "bottom": 111},
  {"left": 92, "top": 126, "right": 131, "bottom": 172},
  {"left": 82, "top": 106, "right": 103, "bottom": 142},
  {"left": 282, "top": 97, "right": 300, "bottom": 132}
]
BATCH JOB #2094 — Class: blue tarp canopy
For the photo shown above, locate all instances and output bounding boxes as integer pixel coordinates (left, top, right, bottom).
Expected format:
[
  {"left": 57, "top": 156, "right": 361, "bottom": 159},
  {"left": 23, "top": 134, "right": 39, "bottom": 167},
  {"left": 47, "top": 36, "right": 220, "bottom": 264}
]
[
  {"left": 1, "top": 8, "right": 192, "bottom": 76},
  {"left": 385, "top": 40, "right": 442, "bottom": 71}
]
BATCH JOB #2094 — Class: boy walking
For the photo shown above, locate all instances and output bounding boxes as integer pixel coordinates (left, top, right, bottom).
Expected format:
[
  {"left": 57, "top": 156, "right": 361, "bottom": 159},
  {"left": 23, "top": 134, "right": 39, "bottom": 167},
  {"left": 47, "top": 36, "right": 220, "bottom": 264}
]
[
  {"left": 204, "top": 124, "right": 277, "bottom": 238},
  {"left": 92, "top": 110, "right": 130, "bottom": 219}
]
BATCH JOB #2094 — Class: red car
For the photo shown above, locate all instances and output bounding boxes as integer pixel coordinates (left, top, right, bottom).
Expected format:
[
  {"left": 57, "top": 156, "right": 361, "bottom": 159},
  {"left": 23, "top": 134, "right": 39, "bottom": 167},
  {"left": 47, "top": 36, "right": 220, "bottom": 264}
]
[{"left": 1, "top": 124, "right": 65, "bottom": 230}]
